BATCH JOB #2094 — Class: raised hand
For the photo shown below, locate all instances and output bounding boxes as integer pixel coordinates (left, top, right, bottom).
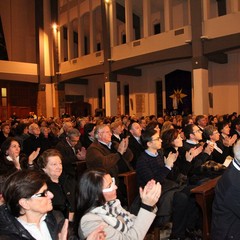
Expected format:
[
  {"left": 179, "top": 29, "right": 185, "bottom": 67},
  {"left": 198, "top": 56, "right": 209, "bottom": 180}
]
[
  {"left": 58, "top": 219, "right": 69, "bottom": 240},
  {"left": 77, "top": 147, "right": 86, "bottom": 160},
  {"left": 164, "top": 151, "right": 178, "bottom": 168},
  {"left": 117, "top": 137, "right": 129, "bottom": 155},
  {"left": 28, "top": 147, "right": 40, "bottom": 164},
  {"left": 140, "top": 180, "right": 161, "bottom": 207}
]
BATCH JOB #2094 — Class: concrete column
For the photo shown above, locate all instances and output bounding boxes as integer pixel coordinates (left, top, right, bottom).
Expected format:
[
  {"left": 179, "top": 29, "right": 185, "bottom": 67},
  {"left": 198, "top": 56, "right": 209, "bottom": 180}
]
[
  {"left": 105, "top": 82, "right": 118, "bottom": 116},
  {"left": 68, "top": 21, "right": 73, "bottom": 60},
  {"left": 202, "top": 0, "right": 209, "bottom": 21},
  {"left": 143, "top": 0, "right": 151, "bottom": 37},
  {"left": 109, "top": 0, "right": 117, "bottom": 47},
  {"left": 78, "top": 17, "right": 84, "bottom": 56},
  {"left": 125, "top": 0, "right": 133, "bottom": 42},
  {"left": 164, "top": 0, "right": 171, "bottom": 31},
  {"left": 231, "top": 0, "right": 239, "bottom": 12},
  {"left": 89, "top": 0, "right": 96, "bottom": 53},
  {"left": 192, "top": 68, "right": 209, "bottom": 115}
]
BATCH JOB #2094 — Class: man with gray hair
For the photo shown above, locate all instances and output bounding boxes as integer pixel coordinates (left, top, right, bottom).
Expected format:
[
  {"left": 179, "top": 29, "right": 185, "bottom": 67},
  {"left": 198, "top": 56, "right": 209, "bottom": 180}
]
[
  {"left": 211, "top": 139, "right": 240, "bottom": 239},
  {"left": 55, "top": 128, "right": 86, "bottom": 179}
]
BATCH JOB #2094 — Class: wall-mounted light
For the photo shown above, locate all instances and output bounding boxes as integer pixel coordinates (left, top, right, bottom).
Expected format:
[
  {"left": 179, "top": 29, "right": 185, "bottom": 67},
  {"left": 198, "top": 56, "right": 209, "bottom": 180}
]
[
  {"left": 52, "top": 23, "right": 58, "bottom": 32},
  {"left": 105, "top": 0, "right": 111, "bottom": 3}
]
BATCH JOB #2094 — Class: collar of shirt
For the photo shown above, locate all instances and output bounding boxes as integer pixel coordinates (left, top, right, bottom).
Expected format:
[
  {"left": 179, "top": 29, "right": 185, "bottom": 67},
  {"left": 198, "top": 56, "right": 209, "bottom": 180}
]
[
  {"left": 6, "top": 155, "right": 20, "bottom": 162},
  {"left": 99, "top": 140, "right": 112, "bottom": 149},
  {"left": 233, "top": 158, "right": 240, "bottom": 171},
  {"left": 17, "top": 214, "right": 52, "bottom": 240},
  {"left": 186, "top": 139, "right": 199, "bottom": 145},
  {"left": 206, "top": 140, "right": 223, "bottom": 154},
  {"left": 113, "top": 134, "right": 121, "bottom": 140},
  {"left": 145, "top": 149, "right": 158, "bottom": 157}
]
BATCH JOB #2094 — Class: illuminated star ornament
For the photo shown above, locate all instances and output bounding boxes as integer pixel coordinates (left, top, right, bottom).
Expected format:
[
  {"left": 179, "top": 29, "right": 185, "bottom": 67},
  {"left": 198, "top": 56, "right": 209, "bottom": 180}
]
[{"left": 170, "top": 89, "right": 187, "bottom": 109}]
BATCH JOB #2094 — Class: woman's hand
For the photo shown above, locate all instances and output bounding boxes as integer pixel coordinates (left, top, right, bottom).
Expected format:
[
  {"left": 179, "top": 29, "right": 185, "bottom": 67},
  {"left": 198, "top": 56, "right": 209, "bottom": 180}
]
[
  {"left": 140, "top": 180, "right": 161, "bottom": 207},
  {"left": 28, "top": 148, "right": 40, "bottom": 165},
  {"left": 185, "top": 146, "right": 203, "bottom": 162},
  {"left": 87, "top": 225, "right": 107, "bottom": 240},
  {"left": 58, "top": 219, "right": 69, "bottom": 240},
  {"left": 164, "top": 151, "right": 178, "bottom": 168}
]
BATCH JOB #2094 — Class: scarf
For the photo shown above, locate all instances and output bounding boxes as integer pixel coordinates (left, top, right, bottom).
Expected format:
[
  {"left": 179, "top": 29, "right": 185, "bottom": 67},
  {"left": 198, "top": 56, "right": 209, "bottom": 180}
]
[{"left": 90, "top": 199, "right": 134, "bottom": 233}]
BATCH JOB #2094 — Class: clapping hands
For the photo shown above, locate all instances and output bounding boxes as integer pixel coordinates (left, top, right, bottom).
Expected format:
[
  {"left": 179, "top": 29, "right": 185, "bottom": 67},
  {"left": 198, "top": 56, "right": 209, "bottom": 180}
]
[{"left": 140, "top": 179, "right": 161, "bottom": 207}]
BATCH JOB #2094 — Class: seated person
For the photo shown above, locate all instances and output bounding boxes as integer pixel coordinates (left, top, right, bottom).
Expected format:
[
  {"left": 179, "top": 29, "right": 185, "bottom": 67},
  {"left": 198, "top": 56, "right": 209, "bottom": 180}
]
[
  {"left": 37, "top": 149, "right": 76, "bottom": 223},
  {"left": 0, "top": 170, "right": 68, "bottom": 240},
  {"left": 203, "top": 125, "right": 231, "bottom": 164},
  {"left": 211, "top": 139, "right": 240, "bottom": 239},
  {"left": 217, "top": 121, "right": 237, "bottom": 157},
  {"left": 0, "top": 137, "right": 40, "bottom": 176},
  {"left": 0, "top": 170, "right": 106, "bottom": 240},
  {"left": 136, "top": 128, "right": 199, "bottom": 239},
  {"left": 76, "top": 169, "right": 161, "bottom": 240}
]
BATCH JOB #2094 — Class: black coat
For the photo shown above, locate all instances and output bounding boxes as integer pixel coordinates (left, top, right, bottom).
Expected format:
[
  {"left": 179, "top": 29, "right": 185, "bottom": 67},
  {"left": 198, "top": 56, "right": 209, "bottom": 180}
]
[
  {"left": 211, "top": 160, "right": 240, "bottom": 239},
  {"left": 0, "top": 205, "right": 58, "bottom": 240}
]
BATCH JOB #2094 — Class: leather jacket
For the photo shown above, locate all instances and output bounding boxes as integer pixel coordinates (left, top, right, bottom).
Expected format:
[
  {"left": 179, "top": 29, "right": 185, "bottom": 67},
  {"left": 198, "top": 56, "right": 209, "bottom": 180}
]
[{"left": 0, "top": 204, "right": 58, "bottom": 240}]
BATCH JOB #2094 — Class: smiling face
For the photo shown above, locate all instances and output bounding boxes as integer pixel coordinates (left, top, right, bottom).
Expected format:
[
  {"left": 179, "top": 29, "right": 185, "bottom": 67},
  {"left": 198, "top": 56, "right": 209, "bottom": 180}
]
[
  {"left": 102, "top": 174, "right": 117, "bottom": 202},
  {"left": 43, "top": 156, "right": 62, "bottom": 181},
  {"left": 98, "top": 126, "right": 112, "bottom": 144},
  {"left": 6, "top": 140, "right": 21, "bottom": 159}
]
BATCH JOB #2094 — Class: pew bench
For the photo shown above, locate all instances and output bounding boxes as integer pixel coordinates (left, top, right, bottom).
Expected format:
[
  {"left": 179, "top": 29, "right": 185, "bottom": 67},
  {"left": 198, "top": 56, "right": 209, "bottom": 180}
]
[{"left": 191, "top": 176, "right": 221, "bottom": 240}]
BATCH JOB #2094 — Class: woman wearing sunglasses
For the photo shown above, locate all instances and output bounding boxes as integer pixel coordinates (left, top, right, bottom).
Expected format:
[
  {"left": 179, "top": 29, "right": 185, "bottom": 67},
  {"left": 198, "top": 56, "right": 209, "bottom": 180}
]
[
  {"left": 0, "top": 170, "right": 106, "bottom": 240},
  {"left": 76, "top": 169, "right": 161, "bottom": 240}
]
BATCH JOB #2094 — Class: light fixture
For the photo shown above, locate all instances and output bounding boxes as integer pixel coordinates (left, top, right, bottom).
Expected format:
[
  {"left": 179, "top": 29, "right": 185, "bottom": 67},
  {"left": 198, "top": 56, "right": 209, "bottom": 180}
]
[{"left": 52, "top": 23, "right": 58, "bottom": 31}]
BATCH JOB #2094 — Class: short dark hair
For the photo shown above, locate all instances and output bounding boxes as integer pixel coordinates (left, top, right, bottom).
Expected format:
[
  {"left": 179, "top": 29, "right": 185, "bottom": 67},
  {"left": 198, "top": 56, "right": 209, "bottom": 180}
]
[
  {"left": 3, "top": 170, "right": 48, "bottom": 217},
  {"left": 183, "top": 124, "right": 195, "bottom": 140},
  {"left": 195, "top": 115, "right": 205, "bottom": 124},
  {"left": 217, "top": 121, "right": 229, "bottom": 133},
  {"left": 141, "top": 128, "right": 157, "bottom": 149},
  {"left": 37, "top": 149, "right": 62, "bottom": 169},
  {"left": 161, "top": 128, "right": 179, "bottom": 149}
]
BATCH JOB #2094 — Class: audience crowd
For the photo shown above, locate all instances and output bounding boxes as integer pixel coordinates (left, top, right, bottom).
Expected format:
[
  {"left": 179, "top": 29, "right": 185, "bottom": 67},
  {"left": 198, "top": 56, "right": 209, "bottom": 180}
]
[{"left": 0, "top": 111, "right": 239, "bottom": 240}]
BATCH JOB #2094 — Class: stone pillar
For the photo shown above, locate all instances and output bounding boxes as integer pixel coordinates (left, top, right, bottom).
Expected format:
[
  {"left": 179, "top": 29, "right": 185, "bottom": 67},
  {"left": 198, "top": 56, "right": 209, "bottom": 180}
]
[
  {"left": 164, "top": 0, "right": 171, "bottom": 31},
  {"left": 89, "top": 0, "right": 96, "bottom": 53},
  {"left": 143, "top": 0, "right": 151, "bottom": 37},
  {"left": 68, "top": 20, "right": 73, "bottom": 60},
  {"left": 105, "top": 82, "right": 118, "bottom": 116},
  {"left": 125, "top": 0, "right": 133, "bottom": 42},
  {"left": 192, "top": 68, "right": 209, "bottom": 115},
  {"left": 109, "top": 0, "right": 117, "bottom": 47}
]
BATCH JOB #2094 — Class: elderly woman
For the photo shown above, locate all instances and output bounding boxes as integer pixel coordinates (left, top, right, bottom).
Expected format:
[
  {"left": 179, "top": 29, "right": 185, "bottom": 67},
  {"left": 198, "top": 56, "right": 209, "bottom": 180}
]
[
  {"left": 76, "top": 169, "right": 161, "bottom": 240},
  {"left": 0, "top": 137, "right": 40, "bottom": 176},
  {"left": 37, "top": 149, "right": 75, "bottom": 223}
]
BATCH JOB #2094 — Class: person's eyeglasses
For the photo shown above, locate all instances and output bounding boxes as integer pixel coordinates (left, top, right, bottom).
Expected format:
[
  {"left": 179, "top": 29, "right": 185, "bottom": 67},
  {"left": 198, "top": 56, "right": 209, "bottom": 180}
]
[
  {"left": 102, "top": 178, "right": 116, "bottom": 193},
  {"left": 151, "top": 137, "right": 160, "bottom": 142},
  {"left": 31, "top": 189, "right": 49, "bottom": 198}
]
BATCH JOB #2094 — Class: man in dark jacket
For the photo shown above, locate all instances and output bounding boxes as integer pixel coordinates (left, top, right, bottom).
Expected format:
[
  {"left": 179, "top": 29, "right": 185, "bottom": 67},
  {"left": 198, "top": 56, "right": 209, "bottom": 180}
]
[{"left": 211, "top": 139, "right": 240, "bottom": 239}]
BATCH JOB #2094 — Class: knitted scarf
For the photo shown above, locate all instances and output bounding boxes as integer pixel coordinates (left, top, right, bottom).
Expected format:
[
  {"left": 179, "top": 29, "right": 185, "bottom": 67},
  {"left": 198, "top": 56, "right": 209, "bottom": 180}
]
[{"left": 90, "top": 199, "right": 134, "bottom": 233}]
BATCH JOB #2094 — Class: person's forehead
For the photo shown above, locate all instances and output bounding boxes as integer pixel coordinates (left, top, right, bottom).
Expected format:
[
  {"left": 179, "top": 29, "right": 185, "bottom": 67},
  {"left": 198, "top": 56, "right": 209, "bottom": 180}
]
[{"left": 193, "top": 126, "right": 199, "bottom": 131}]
